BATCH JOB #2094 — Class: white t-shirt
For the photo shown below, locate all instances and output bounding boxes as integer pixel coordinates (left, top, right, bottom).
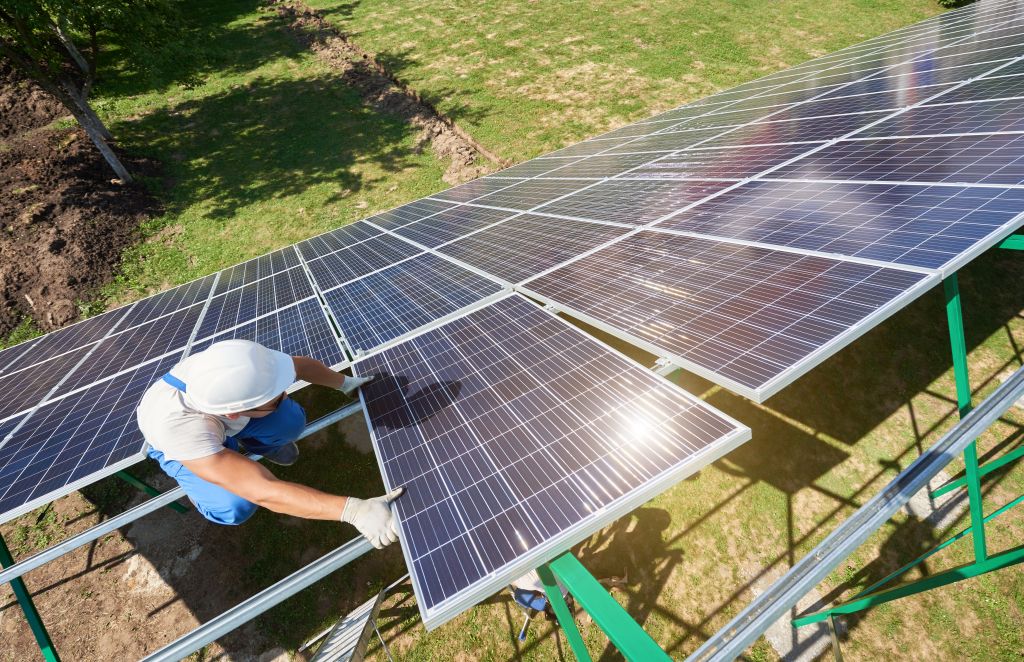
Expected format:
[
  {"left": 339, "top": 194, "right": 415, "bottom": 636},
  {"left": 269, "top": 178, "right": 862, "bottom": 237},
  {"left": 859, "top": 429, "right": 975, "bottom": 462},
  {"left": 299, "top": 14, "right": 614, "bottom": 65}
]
[{"left": 136, "top": 354, "right": 250, "bottom": 462}]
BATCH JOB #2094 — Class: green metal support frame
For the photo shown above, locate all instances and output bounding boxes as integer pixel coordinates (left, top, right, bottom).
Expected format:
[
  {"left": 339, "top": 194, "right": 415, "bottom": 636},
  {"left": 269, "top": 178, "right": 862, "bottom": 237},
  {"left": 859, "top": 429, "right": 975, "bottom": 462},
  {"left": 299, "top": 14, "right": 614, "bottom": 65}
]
[
  {"left": 116, "top": 469, "right": 188, "bottom": 514},
  {"left": 793, "top": 272, "right": 1024, "bottom": 629},
  {"left": 0, "top": 533, "right": 61, "bottom": 662},
  {"left": 536, "top": 552, "right": 672, "bottom": 662}
]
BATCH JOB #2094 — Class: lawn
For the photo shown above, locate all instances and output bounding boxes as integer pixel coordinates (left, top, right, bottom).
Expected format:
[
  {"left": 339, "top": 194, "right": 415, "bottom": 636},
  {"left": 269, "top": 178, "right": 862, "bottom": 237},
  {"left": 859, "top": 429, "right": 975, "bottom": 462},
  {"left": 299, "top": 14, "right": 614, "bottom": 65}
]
[{"left": 5, "top": 0, "right": 1024, "bottom": 660}]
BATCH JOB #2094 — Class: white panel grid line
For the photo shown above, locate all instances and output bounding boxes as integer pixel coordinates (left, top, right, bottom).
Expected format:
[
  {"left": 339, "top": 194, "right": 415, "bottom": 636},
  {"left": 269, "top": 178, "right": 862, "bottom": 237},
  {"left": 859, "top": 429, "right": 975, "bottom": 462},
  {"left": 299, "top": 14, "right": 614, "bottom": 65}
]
[{"left": 292, "top": 243, "right": 353, "bottom": 368}]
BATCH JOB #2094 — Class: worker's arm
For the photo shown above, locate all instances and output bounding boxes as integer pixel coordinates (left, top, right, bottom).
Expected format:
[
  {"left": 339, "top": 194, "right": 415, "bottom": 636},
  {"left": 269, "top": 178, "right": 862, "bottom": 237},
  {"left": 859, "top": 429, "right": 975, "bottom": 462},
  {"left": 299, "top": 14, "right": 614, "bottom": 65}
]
[
  {"left": 183, "top": 449, "right": 347, "bottom": 519},
  {"left": 292, "top": 356, "right": 345, "bottom": 389},
  {"left": 292, "top": 355, "right": 372, "bottom": 395},
  {"left": 181, "top": 449, "right": 403, "bottom": 547}
]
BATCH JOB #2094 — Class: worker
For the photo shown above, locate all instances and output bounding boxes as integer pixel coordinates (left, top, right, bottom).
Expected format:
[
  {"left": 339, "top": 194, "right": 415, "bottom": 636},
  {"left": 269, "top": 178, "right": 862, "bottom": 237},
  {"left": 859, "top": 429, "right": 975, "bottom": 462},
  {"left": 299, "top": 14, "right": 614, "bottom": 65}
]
[{"left": 136, "top": 339, "right": 402, "bottom": 549}]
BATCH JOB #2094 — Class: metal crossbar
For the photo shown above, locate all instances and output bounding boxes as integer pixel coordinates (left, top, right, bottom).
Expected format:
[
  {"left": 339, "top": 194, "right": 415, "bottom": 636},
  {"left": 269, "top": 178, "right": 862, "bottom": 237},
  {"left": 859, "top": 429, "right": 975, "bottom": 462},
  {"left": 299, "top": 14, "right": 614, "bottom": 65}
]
[{"left": 686, "top": 365, "right": 1024, "bottom": 661}]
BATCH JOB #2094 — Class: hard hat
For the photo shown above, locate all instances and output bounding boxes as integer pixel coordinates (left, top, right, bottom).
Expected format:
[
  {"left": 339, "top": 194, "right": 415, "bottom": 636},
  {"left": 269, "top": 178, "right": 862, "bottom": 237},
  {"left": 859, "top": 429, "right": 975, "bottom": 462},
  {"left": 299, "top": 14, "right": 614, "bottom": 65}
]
[{"left": 185, "top": 340, "right": 295, "bottom": 415}]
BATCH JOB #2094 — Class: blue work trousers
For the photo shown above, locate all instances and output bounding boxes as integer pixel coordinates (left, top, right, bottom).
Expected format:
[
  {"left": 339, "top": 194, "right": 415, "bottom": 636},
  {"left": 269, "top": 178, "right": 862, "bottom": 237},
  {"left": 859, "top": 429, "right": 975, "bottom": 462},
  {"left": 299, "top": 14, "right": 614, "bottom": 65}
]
[{"left": 147, "top": 398, "right": 306, "bottom": 525}]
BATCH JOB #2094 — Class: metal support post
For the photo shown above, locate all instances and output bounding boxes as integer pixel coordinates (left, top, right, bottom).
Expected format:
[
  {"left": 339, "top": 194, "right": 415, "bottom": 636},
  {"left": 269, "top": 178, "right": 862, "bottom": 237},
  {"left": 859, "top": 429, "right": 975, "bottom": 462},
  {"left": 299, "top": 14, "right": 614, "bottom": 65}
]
[
  {"left": 545, "top": 553, "right": 672, "bottom": 662},
  {"left": 0, "top": 533, "right": 60, "bottom": 662},
  {"left": 537, "top": 561, "right": 592, "bottom": 662},
  {"left": 941, "top": 274, "right": 987, "bottom": 562},
  {"left": 997, "top": 233, "right": 1024, "bottom": 250},
  {"left": 115, "top": 470, "right": 188, "bottom": 513}
]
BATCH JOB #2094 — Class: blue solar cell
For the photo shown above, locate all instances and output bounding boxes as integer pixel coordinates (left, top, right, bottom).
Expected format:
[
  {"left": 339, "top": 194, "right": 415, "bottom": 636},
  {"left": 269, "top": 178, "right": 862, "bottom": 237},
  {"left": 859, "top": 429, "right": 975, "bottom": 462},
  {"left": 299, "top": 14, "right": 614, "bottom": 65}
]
[
  {"left": 295, "top": 222, "right": 382, "bottom": 261},
  {"left": 0, "top": 305, "right": 132, "bottom": 375},
  {"left": 324, "top": 253, "right": 502, "bottom": 354},
  {"left": 625, "top": 143, "right": 825, "bottom": 180},
  {"left": 820, "top": 61, "right": 1000, "bottom": 98},
  {"left": 603, "top": 127, "right": 732, "bottom": 154},
  {"left": 536, "top": 152, "right": 671, "bottom": 179},
  {"left": 859, "top": 97, "right": 1024, "bottom": 138},
  {"left": 437, "top": 214, "right": 632, "bottom": 284},
  {"left": 0, "top": 344, "right": 96, "bottom": 422},
  {"left": 471, "top": 179, "right": 596, "bottom": 211},
  {"left": 52, "top": 303, "right": 204, "bottom": 401},
  {"left": 658, "top": 180, "right": 1024, "bottom": 270},
  {"left": 191, "top": 298, "right": 345, "bottom": 367},
  {"left": 368, "top": 199, "right": 456, "bottom": 229},
  {"left": 198, "top": 267, "right": 315, "bottom": 339},
  {"left": 927, "top": 74, "right": 1024, "bottom": 104},
  {"left": 534, "top": 179, "right": 734, "bottom": 225},
  {"left": 521, "top": 231, "right": 930, "bottom": 398},
  {"left": 212, "top": 248, "right": 300, "bottom": 296},
  {"left": 305, "top": 234, "right": 423, "bottom": 290},
  {"left": 0, "top": 354, "right": 178, "bottom": 523},
  {"left": 392, "top": 206, "right": 516, "bottom": 248},
  {"left": 702, "top": 113, "right": 888, "bottom": 148},
  {"left": 771, "top": 133, "right": 1024, "bottom": 185}
]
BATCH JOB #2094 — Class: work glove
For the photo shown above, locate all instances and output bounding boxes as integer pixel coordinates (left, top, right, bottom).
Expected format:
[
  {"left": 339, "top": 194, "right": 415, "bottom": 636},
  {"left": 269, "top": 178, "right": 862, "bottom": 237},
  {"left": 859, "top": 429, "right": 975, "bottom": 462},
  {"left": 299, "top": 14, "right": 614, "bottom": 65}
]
[
  {"left": 340, "top": 487, "right": 404, "bottom": 549},
  {"left": 340, "top": 374, "right": 374, "bottom": 396}
]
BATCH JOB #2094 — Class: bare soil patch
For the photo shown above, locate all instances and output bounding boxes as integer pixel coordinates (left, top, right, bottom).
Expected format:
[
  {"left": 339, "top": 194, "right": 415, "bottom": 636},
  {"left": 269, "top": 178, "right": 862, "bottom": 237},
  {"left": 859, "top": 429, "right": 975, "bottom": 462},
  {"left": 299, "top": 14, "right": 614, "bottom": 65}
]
[
  {"left": 269, "top": 0, "right": 507, "bottom": 184},
  {"left": 0, "top": 61, "right": 159, "bottom": 337}
]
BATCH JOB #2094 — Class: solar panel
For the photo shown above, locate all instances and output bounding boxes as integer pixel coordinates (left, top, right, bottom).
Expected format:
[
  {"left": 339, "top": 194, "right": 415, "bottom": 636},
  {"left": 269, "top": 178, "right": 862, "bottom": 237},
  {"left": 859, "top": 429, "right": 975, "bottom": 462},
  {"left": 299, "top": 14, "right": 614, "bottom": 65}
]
[
  {"left": 490, "top": 157, "right": 581, "bottom": 178},
  {"left": 655, "top": 180, "right": 1024, "bottom": 272},
  {"left": 323, "top": 253, "right": 505, "bottom": 355},
  {"left": 534, "top": 179, "right": 734, "bottom": 225},
  {"left": 624, "top": 143, "right": 824, "bottom": 180},
  {"left": 918, "top": 73, "right": 1024, "bottom": 104},
  {"left": 467, "top": 179, "right": 596, "bottom": 211},
  {"left": 305, "top": 234, "right": 423, "bottom": 291},
  {"left": 428, "top": 178, "right": 523, "bottom": 204},
  {"left": 390, "top": 205, "right": 516, "bottom": 248},
  {"left": 771, "top": 133, "right": 1024, "bottom": 185},
  {"left": 190, "top": 298, "right": 346, "bottom": 367},
  {"left": 212, "top": 248, "right": 301, "bottom": 296},
  {"left": 604, "top": 127, "right": 737, "bottom": 154},
  {"left": 436, "top": 214, "right": 632, "bottom": 284},
  {"left": 354, "top": 294, "right": 750, "bottom": 628},
  {"left": 0, "top": 354, "right": 179, "bottom": 524},
  {"left": 520, "top": 231, "right": 934, "bottom": 400},
  {"left": 123, "top": 274, "right": 218, "bottom": 327},
  {"left": 0, "top": 305, "right": 132, "bottom": 375},
  {"left": 296, "top": 222, "right": 382, "bottom": 261},
  {"left": 366, "top": 199, "right": 456, "bottom": 229},
  {"left": 702, "top": 112, "right": 889, "bottom": 147},
  {"left": 857, "top": 97, "right": 1024, "bottom": 138},
  {"left": 535, "top": 152, "right": 673, "bottom": 179},
  {"left": 198, "top": 267, "right": 314, "bottom": 339}
]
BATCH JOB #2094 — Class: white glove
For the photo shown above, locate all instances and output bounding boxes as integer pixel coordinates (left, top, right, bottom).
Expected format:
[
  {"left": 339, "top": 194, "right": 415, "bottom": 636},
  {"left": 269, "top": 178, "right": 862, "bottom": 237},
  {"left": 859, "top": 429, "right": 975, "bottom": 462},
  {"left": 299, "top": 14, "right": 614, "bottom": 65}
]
[
  {"left": 340, "top": 374, "right": 374, "bottom": 396},
  {"left": 340, "top": 487, "right": 404, "bottom": 549}
]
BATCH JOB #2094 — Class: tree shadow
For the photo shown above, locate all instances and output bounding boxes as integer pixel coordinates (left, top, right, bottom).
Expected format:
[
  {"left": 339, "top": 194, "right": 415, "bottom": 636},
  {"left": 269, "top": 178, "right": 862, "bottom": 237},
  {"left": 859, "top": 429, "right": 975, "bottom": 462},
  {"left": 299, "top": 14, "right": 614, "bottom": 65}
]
[{"left": 108, "top": 73, "right": 417, "bottom": 220}]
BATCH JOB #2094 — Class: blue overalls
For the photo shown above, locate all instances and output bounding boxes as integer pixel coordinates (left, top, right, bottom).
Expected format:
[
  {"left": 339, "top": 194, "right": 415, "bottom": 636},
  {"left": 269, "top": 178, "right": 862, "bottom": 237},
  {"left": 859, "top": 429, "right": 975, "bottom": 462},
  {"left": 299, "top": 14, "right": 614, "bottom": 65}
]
[{"left": 147, "top": 372, "right": 306, "bottom": 525}]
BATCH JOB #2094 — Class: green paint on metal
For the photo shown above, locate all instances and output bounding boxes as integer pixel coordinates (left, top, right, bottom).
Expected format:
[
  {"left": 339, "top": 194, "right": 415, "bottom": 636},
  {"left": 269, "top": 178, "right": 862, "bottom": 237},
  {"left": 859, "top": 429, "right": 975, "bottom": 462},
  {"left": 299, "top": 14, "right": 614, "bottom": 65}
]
[
  {"left": 537, "top": 562, "right": 592, "bottom": 662},
  {"left": 856, "top": 493, "right": 1024, "bottom": 599},
  {"left": 794, "top": 543, "right": 1024, "bottom": 627},
  {"left": 944, "top": 274, "right": 987, "bottom": 562},
  {"left": 116, "top": 470, "right": 188, "bottom": 514},
  {"left": 548, "top": 554, "right": 672, "bottom": 662},
  {"left": 0, "top": 534, "right": 61, "bottom": 662},
  {"left": 932, "top": 444, "right": 1024, "bottom": 497},
  {"left": 997, "top": 233, "right": 1024, "bottom": 250}
]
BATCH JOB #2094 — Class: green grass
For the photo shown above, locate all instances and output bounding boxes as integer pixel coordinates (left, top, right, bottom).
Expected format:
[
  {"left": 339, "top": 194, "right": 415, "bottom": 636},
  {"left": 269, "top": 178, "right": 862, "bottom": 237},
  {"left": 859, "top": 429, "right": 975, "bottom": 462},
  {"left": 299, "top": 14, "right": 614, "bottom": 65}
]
[{"left": 307, "top": 0, "right": 942, "bottom": 160}]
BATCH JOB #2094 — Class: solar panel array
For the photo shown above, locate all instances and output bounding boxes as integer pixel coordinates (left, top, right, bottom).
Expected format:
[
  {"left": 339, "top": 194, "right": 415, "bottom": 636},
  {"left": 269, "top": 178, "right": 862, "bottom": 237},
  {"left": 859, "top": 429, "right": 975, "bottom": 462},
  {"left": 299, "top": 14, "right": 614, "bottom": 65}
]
[
  {"left": 354, "top": 295, "right": 750, "bottom": 628},
  {"left": 1, "top": 0, "right": 1022, "bottom": 630}
]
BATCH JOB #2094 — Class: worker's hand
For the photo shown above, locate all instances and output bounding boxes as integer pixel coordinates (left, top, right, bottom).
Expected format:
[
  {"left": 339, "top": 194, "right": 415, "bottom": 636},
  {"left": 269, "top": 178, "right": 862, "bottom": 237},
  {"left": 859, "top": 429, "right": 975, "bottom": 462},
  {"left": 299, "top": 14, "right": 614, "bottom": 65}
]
[
  {"left": 339, "top": 373, "right": 374, "bottom": 396},
  {"left": 340, "top": 487, "right": 404, "bottom": 549}
]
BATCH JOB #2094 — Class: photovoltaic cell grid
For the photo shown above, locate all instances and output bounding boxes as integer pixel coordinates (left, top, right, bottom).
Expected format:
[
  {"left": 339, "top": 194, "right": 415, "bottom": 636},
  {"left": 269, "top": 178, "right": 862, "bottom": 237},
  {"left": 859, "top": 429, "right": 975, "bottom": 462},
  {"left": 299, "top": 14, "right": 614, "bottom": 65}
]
[
  {"left": 656, "top": 180, "right": 1024, "bottom": 273},
  {"left": 437, "top": 214, "right": 632, "bottom": 284},
  {"left": 521, "top": 232, "right": 933, "bottom": 400},
  {"left": 354, "top": 294, "right": 749, "bottom": 628},
  {"left": 323, "top": 254, "right": 504, "bottom": 354},
  {"left": 535, "top": 179, "right": 735, "bottom": 226},
  {"left": 858, "top": 97, "right": 1024, "bottom": 138}
]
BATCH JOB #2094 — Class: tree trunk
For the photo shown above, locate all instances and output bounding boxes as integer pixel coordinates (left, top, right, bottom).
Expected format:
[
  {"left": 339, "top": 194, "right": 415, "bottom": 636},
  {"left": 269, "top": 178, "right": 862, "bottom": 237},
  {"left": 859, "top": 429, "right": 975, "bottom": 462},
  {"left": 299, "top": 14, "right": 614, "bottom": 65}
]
[{"left": 59, "top": 80, "right": 132, "bottom": 182}]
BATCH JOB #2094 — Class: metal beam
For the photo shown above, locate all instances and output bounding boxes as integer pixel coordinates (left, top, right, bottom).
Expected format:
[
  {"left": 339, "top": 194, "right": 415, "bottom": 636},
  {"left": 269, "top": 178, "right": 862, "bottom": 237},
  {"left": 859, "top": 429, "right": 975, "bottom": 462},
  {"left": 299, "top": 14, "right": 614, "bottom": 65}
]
[
  {"left": 141, "top": 537, "right": 373, "bottom": 662},
  {"left": 537, "top": 561, "right": 592, "bottom": 662},
  {"left": 931, "top": 444, "right": 1024, "bottom": 498},
  {"left": 997, "top": 234, "right": 1024, "bottom": 250},
  {"left": 0, "top": 534, "right": 60, "bottom": 662},
  {"left": 549, "top": 553, "right": 672, "bottom": 662},
  {"left": 685, "top": 365, "right": 1024, "bottom": 662}
]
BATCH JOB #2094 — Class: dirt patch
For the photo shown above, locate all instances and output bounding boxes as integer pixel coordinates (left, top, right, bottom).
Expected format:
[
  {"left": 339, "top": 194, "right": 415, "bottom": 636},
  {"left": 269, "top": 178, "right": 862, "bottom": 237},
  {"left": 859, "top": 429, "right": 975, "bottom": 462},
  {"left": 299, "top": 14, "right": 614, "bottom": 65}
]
[
  {"left": 269, "top": 0, "right": 507, "bottom": 184},
  {"left": 0, "top": 62, "right": 159, "bottom": 337}
]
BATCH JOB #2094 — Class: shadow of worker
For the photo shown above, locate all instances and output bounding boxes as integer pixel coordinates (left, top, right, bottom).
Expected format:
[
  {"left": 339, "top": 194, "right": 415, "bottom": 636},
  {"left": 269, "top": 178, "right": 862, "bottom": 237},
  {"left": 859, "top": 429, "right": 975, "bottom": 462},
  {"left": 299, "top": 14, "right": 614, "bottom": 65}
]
[{"left": 361, "top": 372, "right": 464, "bottom": 431}]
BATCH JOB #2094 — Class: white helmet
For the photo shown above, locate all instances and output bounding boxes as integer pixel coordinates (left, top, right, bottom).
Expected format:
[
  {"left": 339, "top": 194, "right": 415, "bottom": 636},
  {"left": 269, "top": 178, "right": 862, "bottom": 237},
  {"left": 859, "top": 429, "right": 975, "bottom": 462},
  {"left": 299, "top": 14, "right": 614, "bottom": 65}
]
[{"left": 185, "top": 340, "right": 295, "bottom": 415}]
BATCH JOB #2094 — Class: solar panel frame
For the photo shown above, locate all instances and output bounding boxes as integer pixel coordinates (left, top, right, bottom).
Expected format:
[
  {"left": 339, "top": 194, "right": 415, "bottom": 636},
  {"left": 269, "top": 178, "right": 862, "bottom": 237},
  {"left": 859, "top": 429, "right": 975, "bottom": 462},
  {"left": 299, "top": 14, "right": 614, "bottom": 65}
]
[{"left": 353, "top": 293, "right": 751, "bottom": 629}]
